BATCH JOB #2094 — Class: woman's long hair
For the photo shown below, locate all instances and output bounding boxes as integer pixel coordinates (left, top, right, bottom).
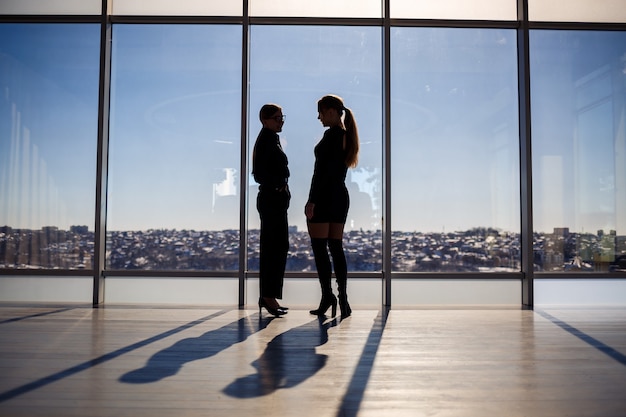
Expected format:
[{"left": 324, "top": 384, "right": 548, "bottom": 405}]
[{"left": 318, "top": 95, "right": 359, "bottom": 168}]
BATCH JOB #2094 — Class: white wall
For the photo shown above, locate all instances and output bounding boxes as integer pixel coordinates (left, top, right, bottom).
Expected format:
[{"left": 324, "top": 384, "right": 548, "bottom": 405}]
[
  {"left": 534, "top": 279, "right": 626, "bottom": 306},
  {"left": 104, "top": 277, "right": 239, "bottom": 305},
  {"left": 0, "top": 276, "right": 93, "bottom": 303},
  {"left": 2, "top": 276, "right": 625, "bottom": 307},
  {"left": 392, "top": 279, "right": 521, "bottom": 307}
]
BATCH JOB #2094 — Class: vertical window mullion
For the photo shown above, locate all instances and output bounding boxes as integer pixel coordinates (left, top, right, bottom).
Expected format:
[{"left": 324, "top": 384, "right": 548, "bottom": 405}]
[
  {"left": 518, "top": 0, "right": 534, "bottom": 307},
  {"left": 239, "top": 0, "right": 250, "bottom": 308},
  {"left": 383, "top": 0, "right": 392, "bottom": 307}
]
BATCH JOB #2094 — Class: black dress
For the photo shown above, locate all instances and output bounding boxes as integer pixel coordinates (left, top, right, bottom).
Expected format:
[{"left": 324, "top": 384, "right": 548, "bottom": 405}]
[
  {"left": 307, "top": 125, "right": 349, "bottom": 224},
  {"left": 252, "top": 127, "right": 290, "bottom": 299}
]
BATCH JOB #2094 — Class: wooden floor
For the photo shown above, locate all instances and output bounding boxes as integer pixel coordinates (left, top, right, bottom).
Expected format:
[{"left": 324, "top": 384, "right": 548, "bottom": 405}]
[{"left": 0, "top": 305, "right": 625, "bottom": 417}]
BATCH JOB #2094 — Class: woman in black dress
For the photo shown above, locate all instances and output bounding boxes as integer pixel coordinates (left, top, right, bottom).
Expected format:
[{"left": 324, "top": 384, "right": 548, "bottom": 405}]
[
  {"left": 305, "top": 95, "right": 360, "bottom": 318},
  {"left": 252, "top": 104, "right": 290, "bottom": 316}
]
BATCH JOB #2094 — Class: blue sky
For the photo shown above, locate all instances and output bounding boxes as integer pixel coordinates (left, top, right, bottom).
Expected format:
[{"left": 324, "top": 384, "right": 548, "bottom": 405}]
[
  {"left": 0, "top": 24, "right": 99, "bottom": 231},
  {"left": 0, "top": 24, "right": 624, "bottom": 234}
]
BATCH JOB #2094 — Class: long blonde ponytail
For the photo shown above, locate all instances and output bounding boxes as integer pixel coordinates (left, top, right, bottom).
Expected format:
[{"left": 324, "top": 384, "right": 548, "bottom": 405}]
[
  {"left": 318, "top": 94, "right": 360, "bottom": 168},
  {"left": 343, "top": 107, "right": 359, "bottom": 168}
]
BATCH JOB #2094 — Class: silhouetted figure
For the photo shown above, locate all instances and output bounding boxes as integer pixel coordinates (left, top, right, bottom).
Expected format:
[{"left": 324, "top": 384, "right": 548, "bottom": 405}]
[
  {"left": 253, "top": 104, "right": 290, "bottom": 316},
  {"left": 305, "top": 95, "right": 360, "bottom": 319}
]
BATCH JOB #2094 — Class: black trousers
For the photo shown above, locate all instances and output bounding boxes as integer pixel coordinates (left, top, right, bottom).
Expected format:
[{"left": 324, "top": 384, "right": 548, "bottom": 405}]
[{"left": 257, "top": 188, "right": 290, "bottom": 299}]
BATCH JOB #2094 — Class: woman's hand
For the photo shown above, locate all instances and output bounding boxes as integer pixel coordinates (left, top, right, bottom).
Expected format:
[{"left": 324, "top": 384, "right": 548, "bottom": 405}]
[{"left": 304, "top": 202, "right": 315, "bottom": 220}]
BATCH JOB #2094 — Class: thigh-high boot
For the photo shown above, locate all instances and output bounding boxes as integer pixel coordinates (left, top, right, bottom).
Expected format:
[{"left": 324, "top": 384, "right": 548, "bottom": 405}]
[
  {"left": 309, "top": 238, "right": 337, "bottom": 317},
  {"left": 329, "top": 238, "right": 351, "bottom": 318}
]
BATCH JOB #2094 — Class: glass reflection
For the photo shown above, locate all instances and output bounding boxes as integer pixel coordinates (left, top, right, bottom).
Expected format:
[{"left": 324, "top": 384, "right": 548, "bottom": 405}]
[
  {"left": 0, "top": 24, "right": 99, "bottom": 269},
  {"left": 531, "top": 30, "right": 626, "bottom": 273},
  {"left": 248, "top": 25, "right": 383, "bottom": 273},
  {"left": 107, "top": 24, "right": 242, "bottom": 271},
  {"left": 390, "top": 27, "right": 521, "bottom": 272}
]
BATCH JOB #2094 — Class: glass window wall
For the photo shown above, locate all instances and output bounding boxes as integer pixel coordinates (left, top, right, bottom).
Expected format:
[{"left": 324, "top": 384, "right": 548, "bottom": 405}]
[
  {"left": 390, "top": 27, "right": 521, "bottom": 273},
  {"left": 1, "top": 2, "right": 625, "bottom": 307},
  {"left": 530, "top": 30, "right": 626, "bottom": 273},
  {"left": 248, "top": 25, "right": 383, "bottom": 273},
  {"left": 107, "top": 24, "right": 242, "bottom": 271},
  {"left": 0, "top": 23, "right": 100, "bottom": 269}
]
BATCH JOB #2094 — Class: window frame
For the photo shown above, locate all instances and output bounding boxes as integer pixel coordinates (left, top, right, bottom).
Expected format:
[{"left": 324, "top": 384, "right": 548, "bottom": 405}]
[{"left": 1, "top": 2, "right": 625, "bottom": 310}]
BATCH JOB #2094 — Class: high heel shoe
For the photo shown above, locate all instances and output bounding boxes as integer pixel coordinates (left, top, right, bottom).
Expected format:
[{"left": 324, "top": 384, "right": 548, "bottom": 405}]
[
  {"left": 258, "top": 297, "right": 287, "bottom": 317},
  {"left": 309, "top": 294, "right": 337, "bottom": 317}
]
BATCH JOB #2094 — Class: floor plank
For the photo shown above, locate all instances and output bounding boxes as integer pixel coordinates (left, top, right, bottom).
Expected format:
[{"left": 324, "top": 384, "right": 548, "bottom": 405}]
[{"left": 0, "top": 306, "right": 625, "bottom": 417}]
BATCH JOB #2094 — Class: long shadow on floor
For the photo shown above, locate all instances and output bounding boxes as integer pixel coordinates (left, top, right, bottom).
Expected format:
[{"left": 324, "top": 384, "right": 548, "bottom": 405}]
[
  {"left": 0, "top": 307, "right": 78, "bottom": 324},
  {"left": 0, "top": 309, "right": 230, "bottom": 402},
  {"left": 120, "top": 312, "right": 275, "bottom": 383},
  {"left": 536, "top": 309, "right": 626, "bottom": 366},
  {"left": 223, "top": 316, "right": 338, "bottom": 398},
  {"left": 337, "top": 308, "right": 389, "bottom": 417}
]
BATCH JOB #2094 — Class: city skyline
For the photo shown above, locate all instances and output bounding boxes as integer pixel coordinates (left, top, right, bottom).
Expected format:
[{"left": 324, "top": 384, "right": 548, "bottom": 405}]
[{"left": 2, "top": 223, "right": 625, "bottom": 273}]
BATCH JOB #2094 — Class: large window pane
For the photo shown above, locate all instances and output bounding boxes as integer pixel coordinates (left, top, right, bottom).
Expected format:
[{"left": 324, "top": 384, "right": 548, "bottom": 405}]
[
  {"left": 108, "top": 25, "right": 242, "bottom": 271},
  {"left": 0, "top": 24, "right": 100, "bottom": 269},
  {"left": 531, "top": 30, "right": 626, "bottom": 273},
  {"left": 248, "top": 25, "right": 383, "bottom": 273},
  {"left": 391, "top": 27, "right": 520, "bottom": 273}
]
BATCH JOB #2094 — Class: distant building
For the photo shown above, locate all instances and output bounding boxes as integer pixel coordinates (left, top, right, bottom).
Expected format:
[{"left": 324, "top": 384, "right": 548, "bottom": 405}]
[
  {"left": 553, "top": 227, "right": 569, "bottom": 237},
  {"left": 70, "top": 225, "right": 89, "bottom": 234}
]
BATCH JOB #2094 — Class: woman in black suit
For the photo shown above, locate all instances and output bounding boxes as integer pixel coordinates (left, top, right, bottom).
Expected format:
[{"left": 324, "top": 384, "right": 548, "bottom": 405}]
[
  {"left": 305, "top": 95, "right": 360, "bottom": 318},
  {"left": 252, "top": 104, "right": 290, "bottom": 316}
]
